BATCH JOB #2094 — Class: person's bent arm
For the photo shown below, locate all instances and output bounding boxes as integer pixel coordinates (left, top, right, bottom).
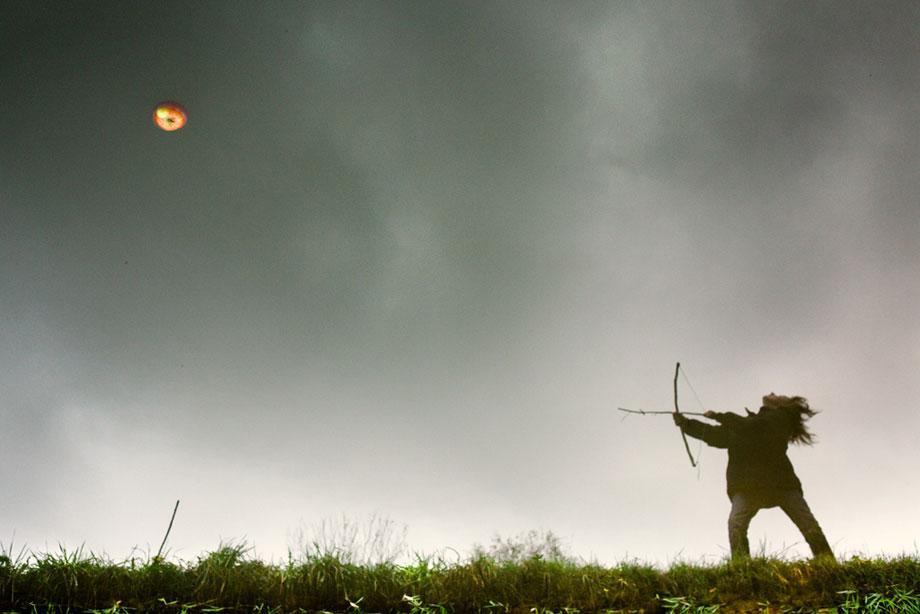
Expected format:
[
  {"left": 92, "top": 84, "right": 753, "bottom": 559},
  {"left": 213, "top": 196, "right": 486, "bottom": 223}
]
[{"left": 705, "top": 411, "right": 748, "bottom": 429}]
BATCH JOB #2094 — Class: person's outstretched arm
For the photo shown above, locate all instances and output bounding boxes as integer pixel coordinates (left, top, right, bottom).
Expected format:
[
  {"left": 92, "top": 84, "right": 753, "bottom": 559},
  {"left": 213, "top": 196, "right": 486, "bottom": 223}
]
[{"left": 673, "top": 414, "right": 732, "bottom": 448}]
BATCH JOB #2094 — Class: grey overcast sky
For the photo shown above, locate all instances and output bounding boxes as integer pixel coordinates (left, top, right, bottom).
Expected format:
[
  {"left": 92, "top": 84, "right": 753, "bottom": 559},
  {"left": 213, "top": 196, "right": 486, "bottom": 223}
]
[{"left": 1, "top": 1, "right": 918, "bottom": 567}]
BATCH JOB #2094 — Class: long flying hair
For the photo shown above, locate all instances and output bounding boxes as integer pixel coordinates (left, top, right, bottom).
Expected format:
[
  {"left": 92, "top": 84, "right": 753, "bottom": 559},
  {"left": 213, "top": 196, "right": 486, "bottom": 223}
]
[{"left": 768, "top": 395, "right": 819, "bottom": 445}]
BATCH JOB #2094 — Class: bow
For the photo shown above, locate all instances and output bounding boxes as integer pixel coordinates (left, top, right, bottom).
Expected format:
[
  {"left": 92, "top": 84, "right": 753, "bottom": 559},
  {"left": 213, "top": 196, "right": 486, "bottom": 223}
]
[{"left": 674, "top": 362, "right": 698, "bottom": 467}]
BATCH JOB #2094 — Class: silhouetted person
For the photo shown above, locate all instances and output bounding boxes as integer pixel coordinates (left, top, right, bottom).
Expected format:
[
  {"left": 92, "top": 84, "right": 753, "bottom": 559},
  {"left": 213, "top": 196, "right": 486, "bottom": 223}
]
[{"left": 673, "top": 393, "right": 833, "bottom": 561}]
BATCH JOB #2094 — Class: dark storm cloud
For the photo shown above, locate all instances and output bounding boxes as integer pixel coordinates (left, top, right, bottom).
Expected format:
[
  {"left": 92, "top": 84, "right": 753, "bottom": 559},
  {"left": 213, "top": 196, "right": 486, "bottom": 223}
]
[
  {"left": 3, "top": 1, "right": 914, "bottom": 437},
  {"left": 0, "top": 1, "right": 599, "bottom": 452}
]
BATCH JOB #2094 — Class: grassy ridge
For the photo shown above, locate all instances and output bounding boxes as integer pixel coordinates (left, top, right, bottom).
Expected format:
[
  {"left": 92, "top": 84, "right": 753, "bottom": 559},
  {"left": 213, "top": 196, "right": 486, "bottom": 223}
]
[{"left": 1, "top": 544, "right": 919, "bottom": 613}]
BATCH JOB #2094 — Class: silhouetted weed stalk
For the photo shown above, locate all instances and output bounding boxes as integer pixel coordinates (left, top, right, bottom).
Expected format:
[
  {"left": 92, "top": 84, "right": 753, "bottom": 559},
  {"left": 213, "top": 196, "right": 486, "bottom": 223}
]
[
  {"left": 2, "top": 524, "right": 920, "bottom": 613},
  {"left": 289, "top": 514, "right": 409, "bottom": 567}
]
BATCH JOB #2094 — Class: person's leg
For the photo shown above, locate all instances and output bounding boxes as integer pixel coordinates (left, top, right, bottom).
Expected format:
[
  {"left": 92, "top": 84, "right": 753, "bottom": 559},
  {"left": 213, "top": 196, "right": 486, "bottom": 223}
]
[
  {"left": 779, "top": 491, "right": 834, "bottom": 559},
  {"left": 728, "top": 493, "right": 761, "bottom": 560}
]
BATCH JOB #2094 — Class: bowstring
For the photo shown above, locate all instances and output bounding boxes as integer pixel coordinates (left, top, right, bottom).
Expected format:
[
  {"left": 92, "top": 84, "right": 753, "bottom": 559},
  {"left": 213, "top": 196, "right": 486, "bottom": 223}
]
[{"left": 679, "top": 366, "right": 706, "bottom": 477}]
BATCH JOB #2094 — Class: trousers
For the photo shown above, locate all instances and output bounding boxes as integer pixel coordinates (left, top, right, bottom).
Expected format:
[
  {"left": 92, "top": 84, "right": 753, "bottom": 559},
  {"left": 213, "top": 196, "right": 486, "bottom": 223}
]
[{"left": 728, "top": 490, "right": 833, "bottom": 560}]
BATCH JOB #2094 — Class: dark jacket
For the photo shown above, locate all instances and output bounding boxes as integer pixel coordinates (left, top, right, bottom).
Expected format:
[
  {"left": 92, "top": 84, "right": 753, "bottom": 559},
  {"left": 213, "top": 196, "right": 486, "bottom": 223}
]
[{"left": 679, "top": 411, "right": 803, "bottom": 501}]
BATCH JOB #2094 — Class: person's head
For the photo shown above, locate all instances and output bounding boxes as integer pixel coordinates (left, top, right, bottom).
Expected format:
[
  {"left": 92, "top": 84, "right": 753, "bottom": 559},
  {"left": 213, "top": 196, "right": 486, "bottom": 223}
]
[{"left": 759, "top": 393, "right": 818, "bottom": 445}]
